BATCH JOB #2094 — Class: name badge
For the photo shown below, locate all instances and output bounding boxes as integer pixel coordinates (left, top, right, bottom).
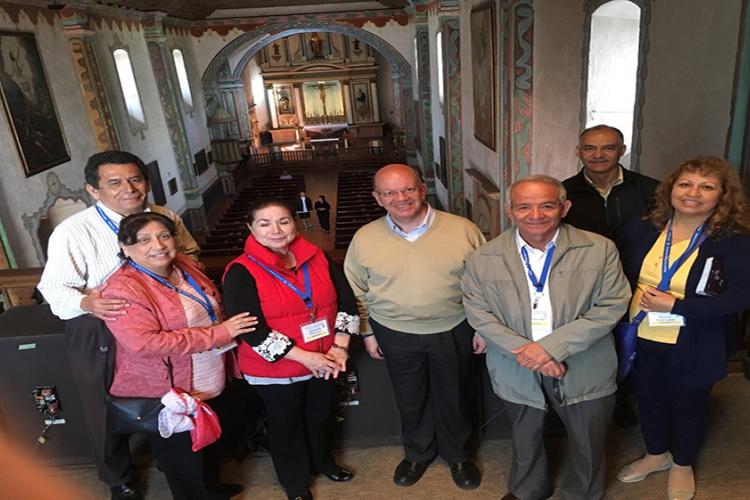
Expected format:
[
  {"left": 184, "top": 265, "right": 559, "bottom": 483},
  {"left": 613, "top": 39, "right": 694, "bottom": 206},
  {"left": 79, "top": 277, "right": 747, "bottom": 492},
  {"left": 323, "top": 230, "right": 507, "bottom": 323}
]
[
  {"left": 301, "top": 319, "right": 330, "bottom": 343},
  {"left": 531, "top": 308, "right": 553, "bottom": 340},
  {"left": 647, "top": 312, "right": 685, "bottom": 327}
]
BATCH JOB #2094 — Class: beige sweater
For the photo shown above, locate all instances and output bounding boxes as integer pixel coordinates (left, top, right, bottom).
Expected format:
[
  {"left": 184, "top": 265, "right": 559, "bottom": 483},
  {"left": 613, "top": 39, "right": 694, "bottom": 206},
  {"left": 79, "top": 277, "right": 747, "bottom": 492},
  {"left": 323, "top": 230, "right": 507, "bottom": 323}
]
[{"left": 344, "top": 210, "right": 485, "bottom": 334}]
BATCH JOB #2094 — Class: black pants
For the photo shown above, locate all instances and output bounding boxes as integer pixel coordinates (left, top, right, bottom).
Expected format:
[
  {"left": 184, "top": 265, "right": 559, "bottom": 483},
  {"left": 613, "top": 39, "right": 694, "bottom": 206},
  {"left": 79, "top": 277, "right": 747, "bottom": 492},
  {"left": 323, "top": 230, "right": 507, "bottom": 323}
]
[
  {"left": 635, "top": 338, "right": 713, "bottom": 466},
  {"left": 316, "top": 210, "right": 330, "bottom": 231},
  {"left": 65, "top": 315, "right": 132, "bottom": 487},
  {"left": 254, "top": 377, "right": 336, "bottom": 498},
  {"left": 371, "top": 319, "right": 474, "bottom": 464},
  {"left": 147, "top": 390, "right": 232, "bottom": 500}
]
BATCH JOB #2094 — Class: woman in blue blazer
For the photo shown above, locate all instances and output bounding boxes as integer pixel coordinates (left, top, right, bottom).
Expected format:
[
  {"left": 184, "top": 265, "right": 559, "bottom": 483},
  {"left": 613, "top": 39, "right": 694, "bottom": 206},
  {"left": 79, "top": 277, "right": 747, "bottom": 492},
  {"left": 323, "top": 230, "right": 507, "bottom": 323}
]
[{"left": 616, "top": 157, "right": 750, "bottom": 500}]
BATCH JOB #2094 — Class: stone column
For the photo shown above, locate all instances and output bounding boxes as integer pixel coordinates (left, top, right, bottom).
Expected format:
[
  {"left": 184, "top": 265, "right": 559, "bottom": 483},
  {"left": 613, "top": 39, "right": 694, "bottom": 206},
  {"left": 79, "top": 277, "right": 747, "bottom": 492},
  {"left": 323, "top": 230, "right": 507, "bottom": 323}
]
[
  {"left": 342, "top": 82, "right": 353, "bottom": 123},
  {"left": 370, "top": 81, "right": 380, "bottom": 122}
]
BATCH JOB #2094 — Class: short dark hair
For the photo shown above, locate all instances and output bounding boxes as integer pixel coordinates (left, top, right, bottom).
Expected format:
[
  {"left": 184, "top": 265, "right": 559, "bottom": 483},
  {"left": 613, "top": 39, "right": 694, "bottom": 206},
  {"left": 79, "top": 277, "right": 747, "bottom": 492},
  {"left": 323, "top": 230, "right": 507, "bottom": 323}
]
[
  {"left": 579, "top": 124, "right": 625, "bottom": 144},
  {"left": 84, "top": 151, "right": 149, "bottom": 188},
  {"left": 247, "top": 199, "right": 294, "bottom": 224},
  {"left": 118, "top": 212, "right": 176, "bottom": 248}
]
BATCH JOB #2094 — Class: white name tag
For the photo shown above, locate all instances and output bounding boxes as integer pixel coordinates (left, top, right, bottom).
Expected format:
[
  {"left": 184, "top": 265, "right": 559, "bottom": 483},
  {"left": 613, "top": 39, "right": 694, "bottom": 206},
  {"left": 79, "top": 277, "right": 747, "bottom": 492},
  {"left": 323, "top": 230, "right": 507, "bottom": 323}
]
[
  {"left": 531, "top": 309, "right": 553, "bottom": 341},
  {"left": 301, "top": 319, "right": 330, "bottom": 343},
  {"left": 647, "top": 312, "right": 685, "bottom": 327},
  {"left": 211, "top": 341, "right": 237, "bottom": 356}
]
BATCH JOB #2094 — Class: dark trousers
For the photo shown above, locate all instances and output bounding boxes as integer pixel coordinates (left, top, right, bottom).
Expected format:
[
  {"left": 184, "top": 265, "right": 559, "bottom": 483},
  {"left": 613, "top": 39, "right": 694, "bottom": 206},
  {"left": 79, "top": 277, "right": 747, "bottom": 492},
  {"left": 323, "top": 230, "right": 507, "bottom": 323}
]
[
  {"left": 65, "top": 315, "right": 132, "bottom": 487},
  {"left": 147, "top": 390, "right": 232, "bottom": 500},
  {"left": 371, "top": 319, "right": 474, "bottom": 464},
  {"left": 502, "top": 378, "right": 614, "bottom": 500},
  {"left": 316, "top": 211, "right": 330, "bottom": 231},
  {"left": 254, "top": 377, "right": 336, "bottom": 498},
  {"left": 634, "top": 339, "right": 713, "bottom": 466}
]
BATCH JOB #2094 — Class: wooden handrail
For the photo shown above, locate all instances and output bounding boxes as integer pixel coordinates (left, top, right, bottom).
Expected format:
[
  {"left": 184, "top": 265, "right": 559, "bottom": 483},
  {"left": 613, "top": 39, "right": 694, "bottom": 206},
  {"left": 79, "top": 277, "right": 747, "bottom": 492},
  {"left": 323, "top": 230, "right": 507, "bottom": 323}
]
[{"left": 0, "top": 267, "right": 43, "bottom": 309}]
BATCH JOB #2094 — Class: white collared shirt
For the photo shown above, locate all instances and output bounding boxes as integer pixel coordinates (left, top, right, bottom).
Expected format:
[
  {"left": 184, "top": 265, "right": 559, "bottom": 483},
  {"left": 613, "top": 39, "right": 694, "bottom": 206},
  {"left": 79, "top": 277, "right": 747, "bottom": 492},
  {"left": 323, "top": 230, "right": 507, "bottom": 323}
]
[
  {"left": 386, "top": 205, "right": 434, "bottom": 242},
  {"left": 38, "top": 202, "right": 198, "bottom": 320},
  {"left": 515, "top": 228, "right": 559, "bottom": 341}
]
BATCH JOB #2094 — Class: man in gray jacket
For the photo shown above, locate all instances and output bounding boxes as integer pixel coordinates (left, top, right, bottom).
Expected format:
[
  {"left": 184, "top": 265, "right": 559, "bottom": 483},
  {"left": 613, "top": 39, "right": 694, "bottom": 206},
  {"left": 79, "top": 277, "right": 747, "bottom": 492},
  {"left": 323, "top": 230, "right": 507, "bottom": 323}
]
[{"left": 462, "top": 175, "right": 631, "bottom": 500}]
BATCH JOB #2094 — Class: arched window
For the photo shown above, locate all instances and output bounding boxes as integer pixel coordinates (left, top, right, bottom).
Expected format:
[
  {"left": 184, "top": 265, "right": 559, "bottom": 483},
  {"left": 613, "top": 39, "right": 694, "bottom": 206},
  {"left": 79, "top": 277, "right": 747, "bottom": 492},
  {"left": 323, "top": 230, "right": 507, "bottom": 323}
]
[
  {"left": 113, "top": 48, "right": 145, "bottom": 125},
  {"left": 436, "top": 31, "right": 444, "bottom": 106},
  {"left": 585, "top": 0, "right": 641, "bottom": 168},
  {"left": 172, "top": 49, "right": 193, "bottom": 108}
]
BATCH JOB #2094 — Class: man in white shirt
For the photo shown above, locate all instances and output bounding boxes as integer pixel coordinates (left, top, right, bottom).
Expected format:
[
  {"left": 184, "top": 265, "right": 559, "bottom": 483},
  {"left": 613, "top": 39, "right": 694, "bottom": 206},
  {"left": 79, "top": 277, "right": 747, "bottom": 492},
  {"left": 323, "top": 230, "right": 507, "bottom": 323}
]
[
  {"left": 295, "top": 191, "right": 313, "bottom": 230},
  {"left": 38, "top": 151, "right": 198, "bottom": 500},
  {"left": 462, "top": 175, "right": 631, "bottom": 500}
]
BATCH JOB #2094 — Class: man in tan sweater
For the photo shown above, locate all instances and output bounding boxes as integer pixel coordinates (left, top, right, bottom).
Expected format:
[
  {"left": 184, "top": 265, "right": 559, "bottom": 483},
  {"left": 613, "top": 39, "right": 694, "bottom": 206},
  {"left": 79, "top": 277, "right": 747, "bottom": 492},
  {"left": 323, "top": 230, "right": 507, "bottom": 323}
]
[{"left": 344, "top": 164, "right": 486, "bottom": 490}]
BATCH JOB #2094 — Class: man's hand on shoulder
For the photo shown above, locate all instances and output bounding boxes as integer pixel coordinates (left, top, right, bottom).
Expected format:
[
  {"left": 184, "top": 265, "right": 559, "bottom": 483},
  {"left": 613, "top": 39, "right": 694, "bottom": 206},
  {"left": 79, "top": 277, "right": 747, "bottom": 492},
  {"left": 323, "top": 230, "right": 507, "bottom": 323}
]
[
  {"left": 511, "top": 342, "right": 553, "bottom": 371},
  {"left": 80, "top": 287, "right": 129, "bottom": 321}
]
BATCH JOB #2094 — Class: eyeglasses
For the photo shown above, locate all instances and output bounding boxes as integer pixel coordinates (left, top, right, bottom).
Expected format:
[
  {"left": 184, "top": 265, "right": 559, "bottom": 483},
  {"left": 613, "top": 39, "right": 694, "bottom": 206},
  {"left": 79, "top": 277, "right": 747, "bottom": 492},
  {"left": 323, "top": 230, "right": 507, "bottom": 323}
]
[
  {"left": 510, "top": 202, "right": 563, "bottom": 215},
  {"left": 375, "top": 186, "right": 420, "bottom": 199}
]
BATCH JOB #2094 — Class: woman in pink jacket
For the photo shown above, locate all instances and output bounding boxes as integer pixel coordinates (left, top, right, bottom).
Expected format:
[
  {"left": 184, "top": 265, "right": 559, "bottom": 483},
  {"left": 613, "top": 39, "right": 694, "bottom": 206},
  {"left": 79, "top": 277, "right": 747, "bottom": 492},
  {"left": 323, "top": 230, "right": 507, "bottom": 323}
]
[{"left": 103, "top": 212, "right": 256, "bottom": 500}]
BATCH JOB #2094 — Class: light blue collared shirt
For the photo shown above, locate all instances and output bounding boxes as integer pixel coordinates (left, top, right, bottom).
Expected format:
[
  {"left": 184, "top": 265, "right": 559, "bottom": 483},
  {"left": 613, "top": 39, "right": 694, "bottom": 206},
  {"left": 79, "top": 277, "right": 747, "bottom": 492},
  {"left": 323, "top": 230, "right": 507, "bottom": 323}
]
[{"left": 386, "top": 205, "right": 434, "bottom": 242}]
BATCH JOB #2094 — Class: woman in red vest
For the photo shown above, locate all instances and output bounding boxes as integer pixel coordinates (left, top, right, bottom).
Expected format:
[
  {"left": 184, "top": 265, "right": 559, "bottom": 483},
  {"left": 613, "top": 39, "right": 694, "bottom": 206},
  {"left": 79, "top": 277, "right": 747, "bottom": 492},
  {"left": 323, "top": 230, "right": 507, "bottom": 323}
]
[{"left": 223, "top": 199, "right": 360, "bottom": 500}]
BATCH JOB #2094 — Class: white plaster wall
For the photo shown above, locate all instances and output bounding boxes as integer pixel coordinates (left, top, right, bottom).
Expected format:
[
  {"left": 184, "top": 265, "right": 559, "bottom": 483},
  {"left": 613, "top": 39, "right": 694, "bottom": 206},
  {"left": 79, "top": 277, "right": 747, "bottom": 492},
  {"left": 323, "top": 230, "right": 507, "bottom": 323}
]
[
  {"left": 0, "top": 10, "right": 97, "bottom": 267},
  {"left": 375, "top": 52, "right": 396, "bottom": 125},
  {"left": 94, "top": 23, "right": 188, "bottom": 213},
  {"left": 241, "top": 55, "right": 270, "bottom": 131},
  {"left": 638, "top": 0, "right": 742, "bottom": 180},
  {"left": 460, "top": 0, "right": 501, "bottom": 197},
  {"left": 532, "top": 0, "right": 585, "bottom": 179}
]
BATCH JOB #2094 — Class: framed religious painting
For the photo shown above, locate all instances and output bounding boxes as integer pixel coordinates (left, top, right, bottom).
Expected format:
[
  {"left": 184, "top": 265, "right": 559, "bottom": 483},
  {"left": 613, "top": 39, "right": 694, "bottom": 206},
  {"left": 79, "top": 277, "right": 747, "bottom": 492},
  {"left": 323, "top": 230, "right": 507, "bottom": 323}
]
[
  {"left": 0, "top": 31, "right": 69, "bottom": 176},
  {"left": 470, "top": 2, "right": 497, "bottom": 151}
]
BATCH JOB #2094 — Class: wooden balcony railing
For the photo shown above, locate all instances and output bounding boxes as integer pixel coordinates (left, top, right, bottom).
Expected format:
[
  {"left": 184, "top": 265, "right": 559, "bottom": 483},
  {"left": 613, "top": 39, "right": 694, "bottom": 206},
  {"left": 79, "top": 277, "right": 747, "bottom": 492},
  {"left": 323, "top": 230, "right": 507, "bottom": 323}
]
[{"left": 246, "top": 145, "right": 406, "bottom": 170}]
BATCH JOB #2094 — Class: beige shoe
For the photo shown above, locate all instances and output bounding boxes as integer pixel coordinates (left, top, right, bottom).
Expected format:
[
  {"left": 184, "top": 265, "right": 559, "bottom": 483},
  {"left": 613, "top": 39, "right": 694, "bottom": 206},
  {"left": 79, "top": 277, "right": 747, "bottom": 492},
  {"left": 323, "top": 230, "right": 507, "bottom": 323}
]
[
  {"left": 668, "top": 465, "right": 695, "bottom": 500},
  {"left": 616, "top": 453, "right": 673, "bottom": 483}
]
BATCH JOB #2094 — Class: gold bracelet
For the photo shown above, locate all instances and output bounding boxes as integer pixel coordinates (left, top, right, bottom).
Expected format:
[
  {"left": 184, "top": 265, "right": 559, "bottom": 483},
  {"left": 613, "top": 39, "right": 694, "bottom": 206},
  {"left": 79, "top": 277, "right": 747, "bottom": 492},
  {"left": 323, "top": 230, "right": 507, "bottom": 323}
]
[{"left": 331, "top": 343, "right": 349, "bottom": 353}]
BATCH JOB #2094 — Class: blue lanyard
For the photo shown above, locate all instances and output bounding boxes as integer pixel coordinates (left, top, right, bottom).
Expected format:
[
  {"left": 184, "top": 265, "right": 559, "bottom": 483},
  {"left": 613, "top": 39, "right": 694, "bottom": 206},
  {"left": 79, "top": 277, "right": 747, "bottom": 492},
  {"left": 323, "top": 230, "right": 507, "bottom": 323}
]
[
  {"left": 657, "top": 221, "right": 706, "bottom": 292},
  {"left": 246, "top": 255, "right": 314, "bottom": 311},
  {"left": 95, "top": 205, "right": 120, "bottom": 234},
  {"left": 128, "top": 261, "right": 217, "bottom": 323},
  {"left": 521, "top": 243, "right": 555, "bottom": 309}
]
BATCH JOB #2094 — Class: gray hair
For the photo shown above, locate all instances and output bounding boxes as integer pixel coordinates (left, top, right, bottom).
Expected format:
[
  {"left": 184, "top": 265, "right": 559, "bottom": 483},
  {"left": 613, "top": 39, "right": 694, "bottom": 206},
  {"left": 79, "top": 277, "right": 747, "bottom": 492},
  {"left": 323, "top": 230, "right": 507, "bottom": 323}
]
[{"left": 506, "top": 175, "right": 567, "bottom": 206}]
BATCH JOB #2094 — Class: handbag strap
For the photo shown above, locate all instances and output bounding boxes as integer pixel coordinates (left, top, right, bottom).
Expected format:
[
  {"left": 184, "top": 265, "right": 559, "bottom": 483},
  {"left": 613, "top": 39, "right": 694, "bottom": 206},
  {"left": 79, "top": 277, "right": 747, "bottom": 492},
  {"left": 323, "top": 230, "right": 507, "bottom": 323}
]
[
  {"left": 101, "top": 346, "right": 174, "bottom": 392},
  {"left": 631, "top": 310, "right": 647, "bottom": 325}
]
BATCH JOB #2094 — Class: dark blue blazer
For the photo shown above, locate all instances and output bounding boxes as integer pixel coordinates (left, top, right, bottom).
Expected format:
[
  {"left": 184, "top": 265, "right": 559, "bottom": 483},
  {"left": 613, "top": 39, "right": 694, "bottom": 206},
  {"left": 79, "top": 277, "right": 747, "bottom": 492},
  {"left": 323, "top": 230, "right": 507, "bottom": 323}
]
[{"left": 618, "top": 218, "right": 750, "bottom": 387}]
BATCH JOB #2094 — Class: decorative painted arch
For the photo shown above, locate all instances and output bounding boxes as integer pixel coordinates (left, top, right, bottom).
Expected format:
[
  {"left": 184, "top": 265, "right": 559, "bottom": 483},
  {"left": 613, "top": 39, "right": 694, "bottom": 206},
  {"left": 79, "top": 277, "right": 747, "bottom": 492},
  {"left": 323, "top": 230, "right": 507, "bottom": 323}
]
[{"left": 200, "top": 20, "right": 414, "bottom": 147}]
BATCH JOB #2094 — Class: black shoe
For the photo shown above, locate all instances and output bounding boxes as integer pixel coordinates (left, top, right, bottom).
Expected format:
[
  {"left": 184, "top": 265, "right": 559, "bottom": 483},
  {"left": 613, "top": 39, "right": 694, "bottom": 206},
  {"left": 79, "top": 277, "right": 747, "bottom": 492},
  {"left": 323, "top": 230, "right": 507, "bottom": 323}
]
[
  {"left": 217, "top": 483, "right": 243, "bottom": 497},
  {"left": 450, "top": 461, "right": 481, "bottom": 490},
  {"left": 110, "top": 482, "right": 142, "bottom": 500},
  {"left": 613, "top": 401, "right": 639, "bottom": 427},
  {"left": 393, "top": 458, "right": 430, "bottom": 487},
  {"left": 320, "top": 464, "right": 354, "bottom": 482}
]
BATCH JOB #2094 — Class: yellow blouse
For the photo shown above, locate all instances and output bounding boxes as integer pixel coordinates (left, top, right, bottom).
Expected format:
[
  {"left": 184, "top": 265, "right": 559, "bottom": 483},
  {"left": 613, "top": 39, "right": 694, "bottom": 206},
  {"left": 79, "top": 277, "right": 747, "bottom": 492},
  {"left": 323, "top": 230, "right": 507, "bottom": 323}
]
[{"left": 629, "top": 231, "right": 698, "bottom": 344}]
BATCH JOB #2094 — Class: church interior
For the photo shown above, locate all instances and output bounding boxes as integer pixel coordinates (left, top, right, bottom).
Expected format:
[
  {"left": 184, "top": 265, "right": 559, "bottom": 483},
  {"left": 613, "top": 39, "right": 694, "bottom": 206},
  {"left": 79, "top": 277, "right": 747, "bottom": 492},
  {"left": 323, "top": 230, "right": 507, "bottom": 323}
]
[{"left": 0, "top": 0, "right": 749, "bottom": 498}]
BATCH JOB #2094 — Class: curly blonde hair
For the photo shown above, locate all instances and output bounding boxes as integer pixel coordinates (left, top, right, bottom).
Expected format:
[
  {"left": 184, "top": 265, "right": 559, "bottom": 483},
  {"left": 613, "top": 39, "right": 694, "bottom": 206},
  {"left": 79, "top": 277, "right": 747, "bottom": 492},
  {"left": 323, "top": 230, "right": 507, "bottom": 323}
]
[{"left": 646, "top": 156, "right": 750, "bottom": 236}]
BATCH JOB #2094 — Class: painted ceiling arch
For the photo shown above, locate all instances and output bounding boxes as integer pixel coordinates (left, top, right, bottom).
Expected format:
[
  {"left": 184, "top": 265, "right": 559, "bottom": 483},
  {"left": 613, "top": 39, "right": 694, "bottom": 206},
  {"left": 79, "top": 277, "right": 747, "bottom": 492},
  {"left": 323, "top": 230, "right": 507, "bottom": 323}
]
[{"left": 201, "top": 20, "right": 412, "bottom": 89}]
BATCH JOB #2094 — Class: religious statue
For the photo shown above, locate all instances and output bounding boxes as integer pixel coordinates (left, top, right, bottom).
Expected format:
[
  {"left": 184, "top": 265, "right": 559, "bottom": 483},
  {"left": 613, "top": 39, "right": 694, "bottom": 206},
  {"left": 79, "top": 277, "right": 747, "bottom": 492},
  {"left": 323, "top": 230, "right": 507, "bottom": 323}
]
[{"left": 309, "top": 32, "right": 323, "bottom": 57}]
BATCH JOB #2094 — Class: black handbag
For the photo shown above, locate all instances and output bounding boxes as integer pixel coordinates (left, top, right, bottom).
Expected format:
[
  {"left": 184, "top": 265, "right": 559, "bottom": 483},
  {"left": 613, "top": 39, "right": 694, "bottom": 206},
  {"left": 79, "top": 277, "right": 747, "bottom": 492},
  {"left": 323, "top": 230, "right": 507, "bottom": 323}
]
[
  {"left": 104, "top": 353, "right": 173, "bottom": 434},
  {"left": 106, "top": 395, "right": 163, "bottom": 433}
]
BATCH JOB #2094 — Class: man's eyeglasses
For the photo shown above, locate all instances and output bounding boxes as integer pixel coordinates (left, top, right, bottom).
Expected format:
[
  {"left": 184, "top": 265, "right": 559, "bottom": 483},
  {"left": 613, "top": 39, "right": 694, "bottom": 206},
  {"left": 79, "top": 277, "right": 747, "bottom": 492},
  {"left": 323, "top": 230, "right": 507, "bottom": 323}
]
[{"left": 375, "top": 186, "right": 420, "bottom": 199}]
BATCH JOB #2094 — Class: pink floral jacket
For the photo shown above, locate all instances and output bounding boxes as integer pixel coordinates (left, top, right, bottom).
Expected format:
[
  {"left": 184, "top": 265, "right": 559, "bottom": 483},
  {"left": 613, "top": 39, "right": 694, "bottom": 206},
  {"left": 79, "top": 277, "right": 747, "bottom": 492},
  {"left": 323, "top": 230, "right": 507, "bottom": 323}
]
[{"left": 103, "top": 254, "right": 240, "bottom": 398}]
